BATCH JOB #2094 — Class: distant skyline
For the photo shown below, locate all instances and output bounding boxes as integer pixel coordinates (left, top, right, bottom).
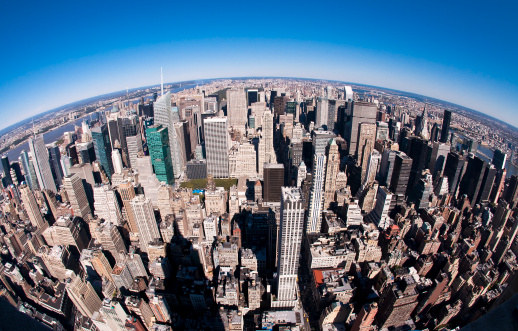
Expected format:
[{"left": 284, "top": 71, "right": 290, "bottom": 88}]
[{"left": 0, "top": 0, "right": 516, "bottom": 130}]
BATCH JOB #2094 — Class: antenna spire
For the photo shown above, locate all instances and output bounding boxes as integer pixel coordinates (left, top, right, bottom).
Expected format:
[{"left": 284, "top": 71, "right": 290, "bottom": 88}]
[{"left": 161, "top": 67, "right": 164, "bottom": 96}]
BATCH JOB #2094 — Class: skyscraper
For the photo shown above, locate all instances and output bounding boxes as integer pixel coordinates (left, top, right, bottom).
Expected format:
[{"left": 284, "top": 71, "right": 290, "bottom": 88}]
[
  {"left": 111, "top": 149, "right": 123, "bottom": 174},
  {"left": 492, "top": 149, "right": 507, "bottom": 170},
  {"left": 48, "top": 144, "right": 63, "bottom": 187},
  {"left": 20, "top": 184, "right": 47, "bottom": 232},
  {"left": 440, "top": 109, "right": 452, "bottom": 143},
  {"left": 263, "top": 163, "right": 284, "bottom": 202},
  {"left": 258, "top": 110, "right": 277, "bottom": 177},
  {"left": 1, "top": 155, "right": 12, "bottom": 187},
  {"left": 324, "top": 139, "right": 340, "bottom": 209},
  {"left": 146, "top": 125, "right": 174, "bottom": 185},
  {"left": 344, "top": 101, "right": 377, "bottom": 157},
  {"left": 204, "top": 116, "right": 230, "bottom": 178},
  {"left": 389, "top": 152, "right": 412, "bottom": 197},
  {"left": 316, "top": 97, "right": 329, "bottom": 129},
  {"left": 130, "top": 195, "right": 161, "bottom": 253},
  {"left": 308, "top": 153, "right": 326, "bottom": 233},
  {"left": 93, "top": 184, "right": 123, "bottom": 226},
  {"left": 357, "top": 122, "right": 377, "bottom": 177},
  {"left": 66, "top": 276, "right": 102, "bottom": 319},
  {"left": 443, "top": 151, "right": 466, "bottom": 196},
  {"left": 459, "top": 155, "right": 486, "bottom": 206},
  {"left": 19, "top": 150, "right": 37, "bottom": 190},
  {"left": 154, "top": 92, "right": 183, "bottom": 178},
  {"left": 91, "top": 124, "right": 113, "bottom": 179},
  {"left": 273, "top": 187, "right": 305, "bottom": 308},
  {"left": 226, "top": 88, "right": 247, "bottom": 131},
  {"left": 29, "top": 134, "right": 57, "bottom": 193},
  {"left": 118, "top": 181, "right": 138, "bottom": 233},
  {"left": 63, "top": 174, "right": 92, "bottom": 220}
]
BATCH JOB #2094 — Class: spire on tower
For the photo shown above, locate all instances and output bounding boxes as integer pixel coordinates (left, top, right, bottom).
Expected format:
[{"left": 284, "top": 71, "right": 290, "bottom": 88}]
[{"left": 161, "top": 67, "right": 164, "bottom": 96}]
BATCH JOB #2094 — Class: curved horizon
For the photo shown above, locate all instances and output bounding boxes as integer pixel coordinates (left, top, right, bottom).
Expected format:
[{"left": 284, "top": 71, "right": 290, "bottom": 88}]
[{"left": 1, "top": 1, "right": 516, "bottom": 130}]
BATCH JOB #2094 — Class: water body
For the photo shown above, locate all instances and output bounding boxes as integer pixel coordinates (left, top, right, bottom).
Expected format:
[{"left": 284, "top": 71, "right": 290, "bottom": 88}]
[{"left": 0, "top": 84, "right": 199, "bottom": 172}]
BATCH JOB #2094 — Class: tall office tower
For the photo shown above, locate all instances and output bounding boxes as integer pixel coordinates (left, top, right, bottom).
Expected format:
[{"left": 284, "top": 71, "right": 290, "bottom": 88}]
[
  {"left": 1, "top": 155, "right": 12, "bottom": 186},
  {"left": 19, "top": 150, "right": 37, "bottom": 189},
  {"left": 96, "top": 220, "right": 127, "bottom": 262},
  {"left": 440, "top": 109, "right": 452, "bottom": 143},
  {"left": 111, "top": 149, "right": 123, "bottom": 174},
  {"left": 91, "top": 125, "right": 113, "bottom": 179},
  {"left": 273, "top": 187, "right": 304, "bottom": 308},
  {"left": 351, "top": 303, "right": 378, "bottom": 331},
  {"left": 274, "top": 95, "right": 288, "bottom": 116},
  {"left": 380, "top": 149, "right": 397, "bottom": 187},
  {"left": 41, "top": 245, "right": 78, "bottom": 281},
  {"left": 67, "top": 276, "right": 102, "bottom": 318},
  {"left": 389, "top": 152, "right": 413, "bottom": 197},
  {"left": 375, "top": 278, "right": 419, "bottom": 329},
  {"left": 370, "top": 186, "right": 392, "bottom": 229},
  {"left": 258, "top": 110, "right": 277, "bottom": 174},
  {"left": 362, "top": 150, "right": 381, "bottom": 189},
  {"left": 146, "top": 125, "right": 174, "bottom": 185},
  {"left": 326, "top": 86, "right": 335, "bottom": 98},
  {"left": 20, "top": 184, "right": 47, "bottom": 231},
  {"left": 107, "top": 115, "right": 126, "bottom": 162},
  {"left": 407, "top": 137, "right": 429, "bottom": 195},
  {"left": 412, "top": 171, "right": 433, "bottom": 209},
  {"left": 89, "top": 249, "right": 114, "bottom": 282},
  {"left": 476, "top": 164, "right": 497, "bottom": 204},
  {"left": 48, "top": 144, "right": 63, "bottom": 187},
  {"left": 297, "top": 161, "right": 307, "bottom": 187},
  {"left": 312, "top": 131, "right": 336, "bottom": 157},
  {"left": 126, "top": 134, "right": 143, "bottom": 170},
  {"left": 117, "top": 182, "right": 137, "bottom": 232},
  {"left": 130, "top": 195, "right": 161, "bottom": 252},
  {"left": 63, "top": 174, "right": 92, "bottom": 220},
  {"left": 93, "top": 185, "right": 123, "bottom": 225},
  {"left": 344, "top": 86, "right": 354, "bottom": 101},
  {"left": 376, "top": 121, "right": 389, "bottom": 141},
  {"left": 204, "top": 116, "right": 230, "bottom": 178},
  {"left": 308, "top": 154, "right": 326, "bottom": 233},
  {"left": 490, "top": 168, "right": 506, "bottom": 204},
  {"left": 344, "top": 102, "right": 377, "bottom": 157},
  {"left": 429, "top": 142, "right": 450, "bottom": 178},
  {"left": 29, "top": 134, "right": 57, "bottom": 193},
  {"left": 251, "top": 102, "right": 267, "bottom": 128},
  {"left": 324, "top": 139, "right": 340, "bottom": 209},
  {"left": 357, "top": 122, "right": 377, "bottom": 175},
  {"left": 316, "top": 97, "right": 329, "bottom": 129},
  {"left": 42, "top": 215, "right": 90, "bottom": 250},
  {"left": 263, "top": 163, "right": 284, "bottom": 202},
  {"left": 443, "top": 151, "right": 466, "bottom": 196},
  {"left": 226, "top": 88, "right": 247, "bottom": 131},
  {"left": 492, "top": 149, "right": 507, "bottom": 170},
  {"left": 504, "top": 175, "right": 518, "bottom": 209},
  {"left": 247, "top": 89, "right": 259, "bottom": 106},
  {"left": 228, "top": 142, "right": 257, "bottom": 178},
  {"left": 154, "top": 92, "right": 183, "bottom": 178},
  {"left": 459, "top": 155, "right": 486, "bottom": 207}
]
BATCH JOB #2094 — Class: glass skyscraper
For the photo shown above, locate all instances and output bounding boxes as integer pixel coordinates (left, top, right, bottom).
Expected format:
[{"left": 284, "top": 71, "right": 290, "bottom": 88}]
[{"left": 146, "top": 124, "right": 174, "bottom": 185}]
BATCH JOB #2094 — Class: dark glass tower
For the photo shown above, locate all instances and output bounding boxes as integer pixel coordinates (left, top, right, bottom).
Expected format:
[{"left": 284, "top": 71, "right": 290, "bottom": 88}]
[
  {"left": 1, "top": 155, "right": 12, "bottom": 187},
  {"left": 440, "top": 109, "right": 451, "bottom": 143}
]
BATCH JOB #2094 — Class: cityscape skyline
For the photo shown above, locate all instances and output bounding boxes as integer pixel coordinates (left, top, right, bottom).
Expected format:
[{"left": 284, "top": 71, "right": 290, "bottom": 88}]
[{"left": 1, "top": 1, "right": 517, "bottom": 129}]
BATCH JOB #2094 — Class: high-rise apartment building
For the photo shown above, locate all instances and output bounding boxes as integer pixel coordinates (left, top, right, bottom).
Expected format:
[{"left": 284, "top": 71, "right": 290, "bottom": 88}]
[
  {"left": 29, "top": 134, "right": 57, "bottom": 193},
  {"left": 308, "top": 154, "right": 326, "bottom": 233},
  {"left": 146, "top": 124, "right": 174, "bottom": 185},
  {"left": 273, "top": 187, "right": 305, "bottom": 308},
  {"left": 204, "top": 116, "right": 230, "bottom": 178}
]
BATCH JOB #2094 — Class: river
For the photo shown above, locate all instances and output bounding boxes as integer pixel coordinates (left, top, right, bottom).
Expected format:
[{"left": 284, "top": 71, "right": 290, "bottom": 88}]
[{"left": 0, "top": 83, "right": 199, "bottom": 172}]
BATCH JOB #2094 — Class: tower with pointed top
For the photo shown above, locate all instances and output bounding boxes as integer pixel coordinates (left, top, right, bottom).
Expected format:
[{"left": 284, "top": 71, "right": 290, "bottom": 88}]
[{"left": 324, "top": 139, "right": 340, "bottom": 208}]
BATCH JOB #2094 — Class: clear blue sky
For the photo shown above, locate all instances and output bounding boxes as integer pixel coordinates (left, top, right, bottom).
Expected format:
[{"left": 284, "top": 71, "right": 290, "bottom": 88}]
[{"left": 0, "top": 0, "right": 517, "bottom": 129}]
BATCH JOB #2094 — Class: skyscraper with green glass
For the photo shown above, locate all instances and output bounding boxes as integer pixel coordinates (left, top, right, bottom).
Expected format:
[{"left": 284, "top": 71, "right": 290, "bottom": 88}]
[{"left": 146, "top": 125, "right": 174, "bottom": 185}]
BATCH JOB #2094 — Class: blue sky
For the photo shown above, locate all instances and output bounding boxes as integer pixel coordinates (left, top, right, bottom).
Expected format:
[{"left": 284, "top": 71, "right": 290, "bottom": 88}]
[{"left": 0, "top": 0, "right": 517, "bottom": 129}]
